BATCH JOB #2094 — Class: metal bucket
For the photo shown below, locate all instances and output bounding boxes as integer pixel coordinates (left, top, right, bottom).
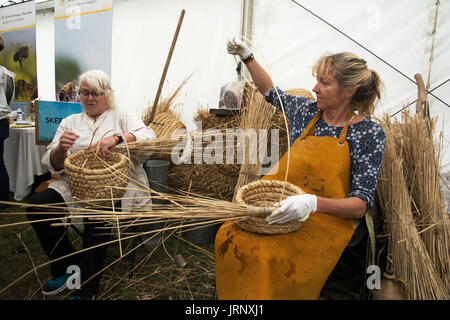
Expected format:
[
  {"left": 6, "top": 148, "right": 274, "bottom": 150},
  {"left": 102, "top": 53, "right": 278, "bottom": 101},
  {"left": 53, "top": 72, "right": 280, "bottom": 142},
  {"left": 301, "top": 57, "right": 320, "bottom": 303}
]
[{"left": 142, "top": 160, "right": 169, "bottom": 245}]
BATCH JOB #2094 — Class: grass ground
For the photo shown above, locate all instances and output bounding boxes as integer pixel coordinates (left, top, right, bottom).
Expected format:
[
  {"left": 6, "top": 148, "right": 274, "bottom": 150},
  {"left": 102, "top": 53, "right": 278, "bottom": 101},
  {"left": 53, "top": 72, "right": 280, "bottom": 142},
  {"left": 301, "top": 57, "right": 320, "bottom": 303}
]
[{"left": 0, "top": 193, "right": 217, "bottom": 300}]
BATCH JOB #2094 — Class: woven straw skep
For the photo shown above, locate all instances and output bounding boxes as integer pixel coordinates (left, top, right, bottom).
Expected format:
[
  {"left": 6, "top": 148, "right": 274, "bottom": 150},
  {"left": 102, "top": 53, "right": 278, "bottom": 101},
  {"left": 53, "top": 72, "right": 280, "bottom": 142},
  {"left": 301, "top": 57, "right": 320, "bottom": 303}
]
[
  {"left": 64, "top": 148, "right": 129, "bottom": 208},
  {"left": 149, "top": 111, "right": 186, "bottom": 139},
  {"left": 142, "top": 77, "right": 188, "bottom": 160},
  {"left": 142, "top": 75, "right": 190, "bottom": 127},
  {"left": 168, "top": 108, "right": 241, "bottom": 201},
  {"left": 235, "top": 179, "right": 306, "bottom": 235},
  {"left": 148, "top": 111, "right": 186, "bottom": 161}
]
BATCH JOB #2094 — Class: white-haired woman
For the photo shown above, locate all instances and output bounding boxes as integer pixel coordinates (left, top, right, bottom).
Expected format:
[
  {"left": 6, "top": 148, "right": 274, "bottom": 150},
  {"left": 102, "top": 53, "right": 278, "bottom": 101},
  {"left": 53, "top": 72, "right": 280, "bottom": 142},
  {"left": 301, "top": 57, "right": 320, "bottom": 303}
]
[{"left": 27, "top": 70, "right": 156, "bottom": 300}]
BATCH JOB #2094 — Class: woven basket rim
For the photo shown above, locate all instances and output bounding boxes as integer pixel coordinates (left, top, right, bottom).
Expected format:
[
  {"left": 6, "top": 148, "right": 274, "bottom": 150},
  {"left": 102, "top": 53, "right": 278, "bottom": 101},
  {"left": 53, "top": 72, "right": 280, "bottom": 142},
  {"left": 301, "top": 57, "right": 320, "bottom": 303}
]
[
  {"left": 64, "top": 149, "right": 128, "bottom": 175},
  {"left": 235, "top": 179, "right": 305, "bottom": 235},
  {"left": 235, "top": 179, "right": 305, "bottom": 206}
]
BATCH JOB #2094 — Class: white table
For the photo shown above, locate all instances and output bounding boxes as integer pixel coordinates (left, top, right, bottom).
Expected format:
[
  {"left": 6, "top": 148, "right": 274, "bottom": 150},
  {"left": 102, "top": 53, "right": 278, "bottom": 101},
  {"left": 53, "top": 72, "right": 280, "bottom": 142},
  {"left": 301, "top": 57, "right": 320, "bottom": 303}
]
[{"left": 4, "top": 126, "right": 48, "bottom": 201}]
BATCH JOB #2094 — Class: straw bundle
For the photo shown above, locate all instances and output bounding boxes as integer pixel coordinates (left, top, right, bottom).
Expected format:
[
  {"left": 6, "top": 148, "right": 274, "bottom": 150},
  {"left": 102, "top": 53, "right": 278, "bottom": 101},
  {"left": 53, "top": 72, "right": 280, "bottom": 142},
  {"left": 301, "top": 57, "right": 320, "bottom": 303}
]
[
  {"left": 270, "top": 109, "right": 289, "bottom": 159},
  {"left": 384, "top": 111, "right": 450, "bottom": 291},
  {"left": 64, "top": 148, "right": 129, "bottom": 208},
  {"left": 235, "top": 179, "right": 305, "bottom": 234},
  {"left": 232, "top": 85, "right": 278, "bottom": 201},
  {"left": 376, "top": 113, "right": 449, "bottom": 299},
  {"left": 232, "top": 86, "right": 314, "bottom": 199}
]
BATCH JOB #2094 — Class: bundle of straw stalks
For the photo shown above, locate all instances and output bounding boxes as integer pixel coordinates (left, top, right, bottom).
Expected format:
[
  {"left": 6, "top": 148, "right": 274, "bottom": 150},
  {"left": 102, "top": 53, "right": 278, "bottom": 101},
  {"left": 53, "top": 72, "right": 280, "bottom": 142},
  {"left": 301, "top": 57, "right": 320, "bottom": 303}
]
[
  {"left": 232, "top": 85, "right": 279, "bottom": 201},
  {"left": 386, "top": 111, "right": 450, "bottom": 291},
  {"left": 376, "top": 111, "right": 450, "bottom": 299},
  {"left": 231, "top": 86, "right": 315, "bottom": 196}
]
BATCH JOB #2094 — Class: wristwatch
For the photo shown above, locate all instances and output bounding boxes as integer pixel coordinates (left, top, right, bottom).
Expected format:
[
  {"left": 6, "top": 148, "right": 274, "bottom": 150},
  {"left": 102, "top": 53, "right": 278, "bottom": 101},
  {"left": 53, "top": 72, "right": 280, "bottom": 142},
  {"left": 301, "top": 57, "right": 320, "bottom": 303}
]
[
  {"left": 242, "top": 53, "right": 254, "bottom": 63},
  {"left": 113, "top": 133, "right": 123, "bottom": 144}
]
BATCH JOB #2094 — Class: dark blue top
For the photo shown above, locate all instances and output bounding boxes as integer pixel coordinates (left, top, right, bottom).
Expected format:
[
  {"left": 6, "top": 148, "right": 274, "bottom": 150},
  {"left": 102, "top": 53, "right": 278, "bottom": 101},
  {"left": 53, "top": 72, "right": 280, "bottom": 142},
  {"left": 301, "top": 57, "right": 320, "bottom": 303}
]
[{"left": 265, "top": 86, "right": 386, "bottom": 209}]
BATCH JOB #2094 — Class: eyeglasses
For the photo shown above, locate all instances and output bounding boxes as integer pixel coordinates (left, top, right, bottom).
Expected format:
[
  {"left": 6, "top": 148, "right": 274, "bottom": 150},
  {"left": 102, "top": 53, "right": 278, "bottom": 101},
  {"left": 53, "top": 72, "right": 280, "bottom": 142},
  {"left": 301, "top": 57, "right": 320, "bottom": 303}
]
[{"left": 79, "top": 90, "right": 104, "bottom": 97}]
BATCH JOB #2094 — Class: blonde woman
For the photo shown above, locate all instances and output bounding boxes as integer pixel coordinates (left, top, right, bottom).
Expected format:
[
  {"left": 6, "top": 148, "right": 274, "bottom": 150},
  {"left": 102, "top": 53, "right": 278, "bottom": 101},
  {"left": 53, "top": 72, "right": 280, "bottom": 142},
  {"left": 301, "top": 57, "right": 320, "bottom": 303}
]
[
  {"left": 215, "top": 39, "right": 386, "bottom": 299},
  {"left": 27, "top": 70, "right": 156, "bottom": 300}
]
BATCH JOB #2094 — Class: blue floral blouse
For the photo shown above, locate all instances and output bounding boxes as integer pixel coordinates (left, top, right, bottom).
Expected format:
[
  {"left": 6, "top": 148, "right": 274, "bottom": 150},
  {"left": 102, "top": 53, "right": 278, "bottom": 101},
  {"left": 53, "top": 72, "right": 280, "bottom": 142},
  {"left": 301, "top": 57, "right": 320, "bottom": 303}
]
[{"left": 265, "top": 87, "right": 386, "bottom": 210}]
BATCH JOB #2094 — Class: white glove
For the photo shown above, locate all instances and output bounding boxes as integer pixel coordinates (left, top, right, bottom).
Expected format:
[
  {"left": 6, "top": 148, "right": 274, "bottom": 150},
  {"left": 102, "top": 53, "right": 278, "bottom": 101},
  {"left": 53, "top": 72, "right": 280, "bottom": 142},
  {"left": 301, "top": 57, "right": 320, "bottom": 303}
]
[
  {"left": 226, "top": 36, "right": 252, "bottom": 60},
  {"left": 265, "top": 194, "right": 317, "bottom": 224}
]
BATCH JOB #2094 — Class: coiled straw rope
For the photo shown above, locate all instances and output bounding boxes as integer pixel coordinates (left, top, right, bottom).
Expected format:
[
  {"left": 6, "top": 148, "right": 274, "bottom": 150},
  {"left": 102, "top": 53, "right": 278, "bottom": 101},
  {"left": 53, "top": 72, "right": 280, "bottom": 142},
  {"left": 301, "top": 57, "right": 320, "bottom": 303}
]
[{"left": 235, "top": 180, "right": 305, "bottom": 234}]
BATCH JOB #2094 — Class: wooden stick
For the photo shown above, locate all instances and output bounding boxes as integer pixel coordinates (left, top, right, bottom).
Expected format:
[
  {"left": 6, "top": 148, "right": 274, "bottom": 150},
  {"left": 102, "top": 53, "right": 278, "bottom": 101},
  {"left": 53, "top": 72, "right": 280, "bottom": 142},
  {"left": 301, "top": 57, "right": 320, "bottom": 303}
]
[
  {"left": 414, "top": 73, "right": 429, "bottom": 119},
  {"left": 148, "top": 9, "right": 186, "bottom": 125}
]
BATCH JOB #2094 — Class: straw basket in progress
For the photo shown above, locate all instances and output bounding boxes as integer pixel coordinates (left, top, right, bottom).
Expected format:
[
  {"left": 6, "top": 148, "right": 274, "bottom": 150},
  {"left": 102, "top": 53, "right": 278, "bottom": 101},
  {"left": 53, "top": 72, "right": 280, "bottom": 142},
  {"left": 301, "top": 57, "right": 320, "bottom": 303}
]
[
  {"left": 149, "top": 111, "right": 185, "bottom": 139},
  {"left": 235, "top": 180, "right": 306, "bottom": 235},
  {"left": 64, "top": 149, "right": 129, "bottom": 208}
]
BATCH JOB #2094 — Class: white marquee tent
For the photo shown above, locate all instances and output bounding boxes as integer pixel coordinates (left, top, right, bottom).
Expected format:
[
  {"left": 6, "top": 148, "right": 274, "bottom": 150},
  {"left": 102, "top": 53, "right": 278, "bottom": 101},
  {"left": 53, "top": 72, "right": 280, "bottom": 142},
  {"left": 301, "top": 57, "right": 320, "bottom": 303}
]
[{"left": 3, "top": 0, "right": 450, "bottom": 205}]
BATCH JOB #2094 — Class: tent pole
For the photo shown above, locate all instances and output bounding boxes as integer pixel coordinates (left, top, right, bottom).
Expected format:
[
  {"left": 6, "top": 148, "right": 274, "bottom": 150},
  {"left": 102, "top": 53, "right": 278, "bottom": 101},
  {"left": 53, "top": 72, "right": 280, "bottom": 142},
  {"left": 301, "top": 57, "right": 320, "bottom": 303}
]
[{"left": 240, "top": 0, "right": 254, "bottom": 81}]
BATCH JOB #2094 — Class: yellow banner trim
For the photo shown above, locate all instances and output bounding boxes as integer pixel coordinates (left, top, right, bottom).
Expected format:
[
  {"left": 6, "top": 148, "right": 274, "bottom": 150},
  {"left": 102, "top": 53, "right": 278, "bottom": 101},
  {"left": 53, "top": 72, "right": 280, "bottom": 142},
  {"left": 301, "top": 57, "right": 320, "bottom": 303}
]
[
  {"left": 55, "top": 7, "right": 112, "bottom": 20},
  {"left": 0, "top": 23, "right": 36, "bottom": 33}
]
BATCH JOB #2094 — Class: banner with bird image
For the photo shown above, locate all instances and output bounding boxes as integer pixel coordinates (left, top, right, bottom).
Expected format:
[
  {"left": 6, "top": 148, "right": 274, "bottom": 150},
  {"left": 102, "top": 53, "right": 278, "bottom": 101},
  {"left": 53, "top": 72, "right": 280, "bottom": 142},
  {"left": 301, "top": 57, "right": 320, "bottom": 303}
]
[
  {"left": 54, "top": 0, "right": 113, "bottom": 102},
  {"left": 0, "top": 0, "right": 37, "bottom": 110}
]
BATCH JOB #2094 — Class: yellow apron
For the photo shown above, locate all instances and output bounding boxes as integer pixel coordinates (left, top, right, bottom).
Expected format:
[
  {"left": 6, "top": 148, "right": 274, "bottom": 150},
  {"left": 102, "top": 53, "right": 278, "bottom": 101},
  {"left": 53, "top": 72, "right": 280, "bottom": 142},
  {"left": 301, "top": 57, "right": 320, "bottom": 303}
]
[{"left": 215, "top": 111, "right": 355, "bottom": 299}]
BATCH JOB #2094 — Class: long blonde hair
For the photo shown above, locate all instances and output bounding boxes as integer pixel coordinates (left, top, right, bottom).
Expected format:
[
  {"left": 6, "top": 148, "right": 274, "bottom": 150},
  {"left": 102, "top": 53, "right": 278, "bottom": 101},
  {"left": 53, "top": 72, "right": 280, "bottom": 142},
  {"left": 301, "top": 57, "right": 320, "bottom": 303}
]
[
  {"left": 312, "top": 52, "right": 382, "bottom": 116},
  {"left": 78, "top": 69, "right": 117, "bottom": 109}
]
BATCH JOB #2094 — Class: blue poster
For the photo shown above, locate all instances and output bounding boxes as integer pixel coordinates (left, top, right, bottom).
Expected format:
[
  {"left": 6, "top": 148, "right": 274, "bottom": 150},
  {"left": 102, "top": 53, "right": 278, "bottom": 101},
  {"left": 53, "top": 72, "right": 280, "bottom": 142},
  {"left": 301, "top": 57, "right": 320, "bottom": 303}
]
[{"left": 36, "top": 100, "right": 81, "bottom": 144}]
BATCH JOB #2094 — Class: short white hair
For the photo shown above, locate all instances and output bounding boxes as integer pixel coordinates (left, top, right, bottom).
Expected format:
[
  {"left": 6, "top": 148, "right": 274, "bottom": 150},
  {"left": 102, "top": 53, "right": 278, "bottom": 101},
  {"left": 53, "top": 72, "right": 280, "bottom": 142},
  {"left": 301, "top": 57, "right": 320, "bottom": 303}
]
[{"left": 78, "top": 69, "right": 116, "bottom": 109}]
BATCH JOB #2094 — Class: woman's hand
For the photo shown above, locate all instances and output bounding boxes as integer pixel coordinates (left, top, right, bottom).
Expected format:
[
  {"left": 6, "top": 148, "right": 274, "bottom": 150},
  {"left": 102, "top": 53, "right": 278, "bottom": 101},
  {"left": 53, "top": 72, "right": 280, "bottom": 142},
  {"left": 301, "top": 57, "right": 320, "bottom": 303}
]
[
  {"left": 266, "top": 194, "right": 317, "bottom": 224},
  {"left": 50, "top": 131, "right": 80, "bottom": 171},
  {"left": 227, "top": 36, "right": 252, "bottom": 61},
  {"left": 91, "top": 136, "right": 117, "bottom": 158},
  {"left": 58, "top": 131, "right": 80, "bottom": 152},
  {"left": 226, "top": 36, "right": 274, "bottom": 95}
]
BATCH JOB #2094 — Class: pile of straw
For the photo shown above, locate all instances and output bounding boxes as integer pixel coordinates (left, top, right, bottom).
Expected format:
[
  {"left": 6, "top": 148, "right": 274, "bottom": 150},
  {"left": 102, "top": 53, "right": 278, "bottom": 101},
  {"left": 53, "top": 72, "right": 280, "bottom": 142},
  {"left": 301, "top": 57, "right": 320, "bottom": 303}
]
[
  {"left": 376, "top": 111, "right": 450, "bottom": 299},
  {"left": 394, "top": 112, "right": 450, "bottom": 290}
]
